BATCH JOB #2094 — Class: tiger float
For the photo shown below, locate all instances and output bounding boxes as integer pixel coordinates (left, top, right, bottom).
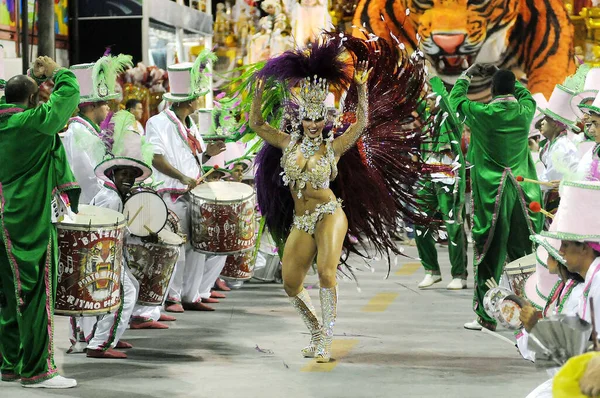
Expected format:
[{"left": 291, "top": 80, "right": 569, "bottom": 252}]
[{"left": 353, "top": 0, "right": 575, "bottom": 101}]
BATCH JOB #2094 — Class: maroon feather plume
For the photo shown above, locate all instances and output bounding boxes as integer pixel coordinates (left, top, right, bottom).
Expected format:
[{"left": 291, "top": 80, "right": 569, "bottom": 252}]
[{"left": 256, "top": 39, "right": 352, "bottom": 90}]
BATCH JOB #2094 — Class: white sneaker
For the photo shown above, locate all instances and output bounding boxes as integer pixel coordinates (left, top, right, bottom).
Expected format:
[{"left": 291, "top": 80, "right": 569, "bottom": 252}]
[
  {"left": 463, "top": 319, "right": 482, "bottom": 331},
  {"left": 417, "top": 274, "right": 442, "bottom": 289},
  {"left": 446, "top": 278, "right": 467, "bottom": 290},
  {"left": 23, "top": 375, "right": 77, "bottom": 389}
]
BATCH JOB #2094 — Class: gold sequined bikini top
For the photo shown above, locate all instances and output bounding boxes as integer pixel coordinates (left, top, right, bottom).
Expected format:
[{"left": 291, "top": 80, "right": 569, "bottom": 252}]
[{"left": 281, "top": 133, "right": 338, "bottom": 199}]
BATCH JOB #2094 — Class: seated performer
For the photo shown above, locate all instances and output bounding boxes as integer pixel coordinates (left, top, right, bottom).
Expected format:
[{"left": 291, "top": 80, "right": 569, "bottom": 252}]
[
  {"left": 537, "top": 85, "right": 580, "bottom": 216},
  {"left": 0, "top": 56, "right": 80, "bottom": 388},
  {"left": 86, "top": 111, "right": 155, "bottom": 358},
  {"left": 576, "top": 90, "right": 600, "bottom": 181},
  {"left": 145, "top": 51, "right": 226, "bottom": 313},
  {"left": 522, "top": 181, "right": 600, "bottom": 398}
]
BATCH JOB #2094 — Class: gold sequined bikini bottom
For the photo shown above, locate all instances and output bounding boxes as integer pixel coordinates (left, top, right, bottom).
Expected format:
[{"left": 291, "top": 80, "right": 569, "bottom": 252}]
[{"left": 292, "top": 198, "right": 343, "bottom": 235}]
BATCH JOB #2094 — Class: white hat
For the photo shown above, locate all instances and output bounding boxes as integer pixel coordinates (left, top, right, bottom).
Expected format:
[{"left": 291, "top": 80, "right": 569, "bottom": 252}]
[
  {"left": 163, "top": 49, "right": 216, "bottom": 103},
  {"left": 71, "top": 54, "right": 133, "bottom": 104},
  {"left": 571, "top": 68, "right": 600, "bottom": 117},
  {"left": 530, "top": 93, "right": 548, "bottom": 136},
  {"left": 541, "top": 85, "right": 580, "bottom": 131},
  {"left": 542, "top": 180, "right": 600, "bottom": 243}
]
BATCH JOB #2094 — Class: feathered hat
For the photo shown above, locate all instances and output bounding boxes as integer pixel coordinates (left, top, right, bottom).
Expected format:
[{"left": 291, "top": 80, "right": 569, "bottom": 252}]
[
  {"left": 70, "top": 54, "right": 133, "bottom": 104},
  {"left": 94, "top": 110, "right": 154, "bottom": 183},
  {"left": 256, "top": 37, "right": 353, "bottom": 121},
  {"left": 164, "top": 49, "right": 217, "bottom": 103}
]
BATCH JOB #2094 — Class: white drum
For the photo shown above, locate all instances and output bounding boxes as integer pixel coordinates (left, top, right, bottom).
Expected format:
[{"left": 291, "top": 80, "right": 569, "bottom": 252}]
[
  {"left": 125, "top": 230, "right": 183, "bottom": 306},
  {"left": 55, "top": 205, "right": 126, "bottom": 316},
  {"left": 123, "top": 187, "right": 168, "bottom": 237},
  {"left": 504, "top": 253, "right": 536, "bottom": 297},
  {"left": 190, "top": 181, "right": 256, "bottom": 254}
]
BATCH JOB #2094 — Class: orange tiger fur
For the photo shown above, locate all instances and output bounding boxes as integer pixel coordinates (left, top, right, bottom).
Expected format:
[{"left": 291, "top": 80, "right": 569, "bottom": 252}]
[{"left": 353, "top": 0, "right": 575, "bottom": 100}]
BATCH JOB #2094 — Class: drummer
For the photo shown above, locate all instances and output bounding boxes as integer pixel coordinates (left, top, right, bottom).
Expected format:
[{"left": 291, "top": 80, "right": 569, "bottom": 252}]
[
  {"left": 83, "top": 111, "right": 156, "bottom": 359},
  {"left": 62, "top": 54, "right": 133, "bottom": 353},
  {"left": 145, "top": 54, "right": 226, "bottom": 313}
]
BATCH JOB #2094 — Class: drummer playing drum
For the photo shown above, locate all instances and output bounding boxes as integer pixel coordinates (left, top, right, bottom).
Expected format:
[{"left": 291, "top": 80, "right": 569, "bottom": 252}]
[
  {"left": 145, "top": 56, "right": 226, "bottom": 312},
  {"left": 82, "top": 112, "right": 159, "bottom": 359}
]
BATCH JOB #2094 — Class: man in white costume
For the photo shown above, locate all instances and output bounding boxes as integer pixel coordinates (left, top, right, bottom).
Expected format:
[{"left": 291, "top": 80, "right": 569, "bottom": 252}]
[
  {"left": 84, "top": 110, "right": 156, "bottom": 358},
  {"left": 145, "top": 51, "right": 226, "bottom": 313},
  {"left": 62, "top": 54, "right": 133, "bottom": 353},
  {"left": 537, "top": 85, "right": 580, "bottom": 218}
]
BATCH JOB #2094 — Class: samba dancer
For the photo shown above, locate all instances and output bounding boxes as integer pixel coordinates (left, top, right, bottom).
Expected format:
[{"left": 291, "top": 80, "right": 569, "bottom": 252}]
[
  {"left": 0, "top": 56, "right": 80, "bottom": 388},
  {"left": 450, "top": 65, "right": 544, "bottom": 331},
  {"left": 86, "top": 110, "right": 155, "bottom": 359},
  {"left": 249, "top": 34, "right": 430, "bottom": 363},
  {"left": 145, "top": 51, "right": 227, "bottom": 313},
  {"left": 63, "top": 54, "right": 134, "bottom": 353}
]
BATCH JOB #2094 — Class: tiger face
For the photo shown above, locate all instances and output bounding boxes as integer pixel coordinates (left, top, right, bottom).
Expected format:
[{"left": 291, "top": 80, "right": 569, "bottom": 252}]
[{"left": 412, "top": 0, "right": 519, "bottom": 78}]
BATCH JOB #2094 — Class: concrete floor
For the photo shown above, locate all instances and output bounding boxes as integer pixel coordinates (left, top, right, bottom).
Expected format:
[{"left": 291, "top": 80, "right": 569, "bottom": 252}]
[{"left": 2, "top": 244, "right": 549, "bottom": 398}]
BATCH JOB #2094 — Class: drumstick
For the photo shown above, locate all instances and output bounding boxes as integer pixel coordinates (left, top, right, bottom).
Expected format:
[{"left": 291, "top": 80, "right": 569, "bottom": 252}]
[
  {"left": 196, "top": 165, "right": 220, "bottom": 185},
  {"left": 144, "top": 225, "right": 153, "bottom": 234},
  {"left": 516, "top": 176, "right": 555, "bottom": 188},
  {"left": 128, "top": 206, "right": 144, "bottom": 226},
  {"left": 529, "top": 202, "right": 554, "bottom": 220},
  {"left": 591, "top": 298, "right": 598, "bottom": 351}
]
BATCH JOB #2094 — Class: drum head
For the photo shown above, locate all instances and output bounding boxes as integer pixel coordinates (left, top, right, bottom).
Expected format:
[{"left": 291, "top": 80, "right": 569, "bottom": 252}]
[
  {"left": 59, "top": 204, "right": 125, "bottom": 227},
  {"left": 505, "top": 253, "right": 537, "bottom": 274},
  {"left": 158, "top": 229, "right": 184, "bottom": 245},
  {"left": 124, "top": 190, "right": 168, "bottom": 237},
  {"left": 191, "top": 181, "right": 254, "bottom": 202}
]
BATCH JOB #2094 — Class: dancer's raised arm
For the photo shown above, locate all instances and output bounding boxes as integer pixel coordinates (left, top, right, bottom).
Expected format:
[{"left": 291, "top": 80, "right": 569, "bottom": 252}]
[
  {"left": 333, "top": 61, "right": 370, "bottom": 157},
  {"left": 249, "top": 79, "right": 290, "bottom": 149}
]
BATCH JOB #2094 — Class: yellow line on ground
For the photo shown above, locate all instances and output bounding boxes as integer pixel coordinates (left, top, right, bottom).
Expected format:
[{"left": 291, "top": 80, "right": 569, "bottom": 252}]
[
  {"left": 301, "top": 340, "right": 359, "bottom": 372},
  {"left": 361, "top": 292, "right": 399, "bottom": 313},
  {"left": 395, "top": 262, "right": 422, "bottom": 276}
]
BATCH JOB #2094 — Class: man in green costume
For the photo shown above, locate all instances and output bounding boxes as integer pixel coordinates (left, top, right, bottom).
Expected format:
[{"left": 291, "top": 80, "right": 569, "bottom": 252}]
[
  {"left": 449, "top": 65, "right": 543, "bottom": 331},
  {"left": 0, "top": 56, "right": 80, "bottom": 388},
  {"left": 416, "top": 77, "right": 468, "bottom": 290}
]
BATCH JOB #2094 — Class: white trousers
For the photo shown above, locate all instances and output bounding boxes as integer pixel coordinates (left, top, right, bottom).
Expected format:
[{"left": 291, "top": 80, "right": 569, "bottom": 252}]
[
  {"left": 164, "top": 194, "right": 206, "bottom": 304},
  {"left": 198, "top": 255, "right": 227, "bottom": 299},
  {"left": 131, "top": 305, "right": 161, "bottom": 322},
  {"left": 87, "top": 266, "right": 138, "bottom": 350}
]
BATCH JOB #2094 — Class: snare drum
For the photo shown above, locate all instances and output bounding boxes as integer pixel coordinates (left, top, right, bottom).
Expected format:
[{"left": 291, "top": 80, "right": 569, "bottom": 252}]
[
  {"left": 221, "top": 251, "right": 255, "bottom": 281},
  {"left": 123, "top": 186, "right": 168, "bottom": 237},
  {"left": 497, "top": 295, "right": 525, "bottom": 330},
  {"left": 190, "top": 181, "right": 256, "bottom": 254},
  {"left": 125, "top": 230, "right": 183, "bottom": 306},
  {"left": 55, "top": 205, "right": 126, "bottom": 316},
  {"left": 504, "top": 253, "right": 536, "bottom": 297},
  {"left": 483, "top": 286, "right": 513, "bottom": 321}
]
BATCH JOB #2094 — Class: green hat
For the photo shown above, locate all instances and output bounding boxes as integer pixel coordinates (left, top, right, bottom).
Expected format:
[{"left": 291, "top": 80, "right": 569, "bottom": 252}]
[{"left": 540, "top": 85, "right": 581, "bottom": 132}]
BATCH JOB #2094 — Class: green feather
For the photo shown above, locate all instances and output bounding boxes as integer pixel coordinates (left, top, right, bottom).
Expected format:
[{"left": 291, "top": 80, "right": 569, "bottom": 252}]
[
  {"left": 563, "top": 64, "right": 592, "bottom": 92},
  {"left": 111, "top": 110, "right": 136, "bottom": 156},
  {"left": 191, "top": 49, "right": 218, "bottom": 96},
  {"left": 92, "top": 54, "right": 133, "bottom": 99}
]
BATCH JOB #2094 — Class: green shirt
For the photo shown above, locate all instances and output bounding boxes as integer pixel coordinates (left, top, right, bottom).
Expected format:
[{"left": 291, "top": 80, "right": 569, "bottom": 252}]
[
  {"left": 0, "top": 69, "right": 80, "bottom": 295},
  {"left": 449, "top": 77, "right": 543, "bottom": 259}
]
